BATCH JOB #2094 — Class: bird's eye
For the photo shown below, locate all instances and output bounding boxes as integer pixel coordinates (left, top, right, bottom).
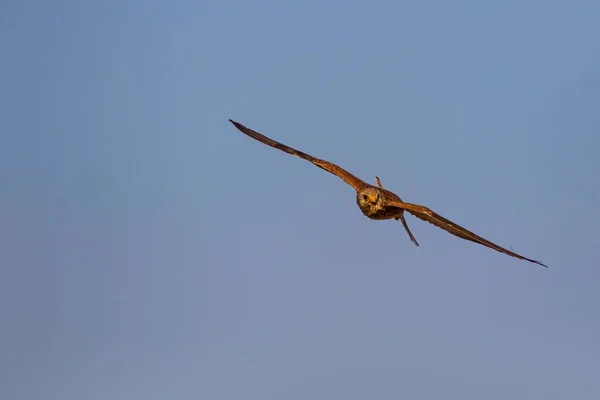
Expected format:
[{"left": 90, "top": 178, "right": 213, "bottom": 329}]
[{"left": 362, "top": 194, "right": 368, "bottom": 201}]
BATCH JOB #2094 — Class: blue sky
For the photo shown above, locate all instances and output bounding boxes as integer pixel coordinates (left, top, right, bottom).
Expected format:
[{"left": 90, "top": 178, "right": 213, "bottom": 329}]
[{"left": 1, "top": 1, "right": 599, "bottom": 399}]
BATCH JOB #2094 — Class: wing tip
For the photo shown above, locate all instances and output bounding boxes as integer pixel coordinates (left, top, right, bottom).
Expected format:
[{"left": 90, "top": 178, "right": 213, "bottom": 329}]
[{"left": 229, "top": 119, "right": 251, "bottom": 135}]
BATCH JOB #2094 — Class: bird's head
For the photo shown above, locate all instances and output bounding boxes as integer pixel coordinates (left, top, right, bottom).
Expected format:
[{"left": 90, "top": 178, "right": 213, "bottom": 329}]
[{"left": 356, "top": 187, "right": 381, "bottom": 211}]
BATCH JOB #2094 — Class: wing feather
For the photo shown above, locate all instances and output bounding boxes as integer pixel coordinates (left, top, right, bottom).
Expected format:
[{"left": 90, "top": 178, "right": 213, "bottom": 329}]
[
  {"left": 230, "top": 119, "right": 367, "bottom": 190},
  {"left": 390, "top": 202, "right": 548, "bottom": 267}
]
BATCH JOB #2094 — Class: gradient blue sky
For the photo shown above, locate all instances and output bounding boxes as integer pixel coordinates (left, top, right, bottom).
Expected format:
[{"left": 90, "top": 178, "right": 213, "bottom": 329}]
[{"left": 1, "top": 1, "right": 599, "bottom": 399}]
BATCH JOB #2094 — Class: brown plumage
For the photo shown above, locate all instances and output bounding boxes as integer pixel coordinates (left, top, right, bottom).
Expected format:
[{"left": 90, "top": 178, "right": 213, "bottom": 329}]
[{"left": 229, "top": 119, "right": 547, "bottom": 268}]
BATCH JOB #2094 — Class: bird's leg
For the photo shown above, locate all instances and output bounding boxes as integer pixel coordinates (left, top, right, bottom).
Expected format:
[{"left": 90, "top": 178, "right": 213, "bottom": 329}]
[
  {"left": 399, "top": 214, "right": 420, "bottom": 246},
  {"left": 376, "top": 176, "right": 420, "bottom": 246}
]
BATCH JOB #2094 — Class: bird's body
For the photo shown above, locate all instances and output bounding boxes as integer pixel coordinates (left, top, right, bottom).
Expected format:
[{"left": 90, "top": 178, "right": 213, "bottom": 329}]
[
  {"left": 357, "top": 185, "right": 402, "bottom": 220},
  {"left": 229, "top": 119, "right": 547, "bottom": 268}
]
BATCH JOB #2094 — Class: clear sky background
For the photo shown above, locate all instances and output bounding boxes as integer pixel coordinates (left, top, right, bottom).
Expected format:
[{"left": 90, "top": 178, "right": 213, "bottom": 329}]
[{"left": 1, "top": 1, "right": 599, "bottom": 399}]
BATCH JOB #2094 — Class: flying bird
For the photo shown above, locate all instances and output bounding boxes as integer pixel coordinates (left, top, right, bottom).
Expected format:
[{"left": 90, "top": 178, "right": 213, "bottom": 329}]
[{"left": 229, "top": 119, "right": 547, "bottom": 268}]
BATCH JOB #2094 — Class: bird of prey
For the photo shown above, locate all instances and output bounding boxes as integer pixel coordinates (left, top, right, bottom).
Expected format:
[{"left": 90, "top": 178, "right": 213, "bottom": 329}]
[{"left": 229, "top": 119, "right": 547, "bottom": 268}]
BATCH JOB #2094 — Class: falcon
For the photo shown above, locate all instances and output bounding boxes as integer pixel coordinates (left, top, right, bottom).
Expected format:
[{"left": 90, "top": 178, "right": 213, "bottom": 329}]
[{"left": 229, "top": 119, "right": 547, "bottom": 268}]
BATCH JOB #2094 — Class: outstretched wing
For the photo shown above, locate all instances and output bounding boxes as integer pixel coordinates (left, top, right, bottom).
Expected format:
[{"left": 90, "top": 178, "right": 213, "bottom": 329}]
[
  {"left": 389, "top": 201, "right": 547, "bottom": 267},
  {"left": 230, "top": 119, "right": 367, "bottom": 190}
]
